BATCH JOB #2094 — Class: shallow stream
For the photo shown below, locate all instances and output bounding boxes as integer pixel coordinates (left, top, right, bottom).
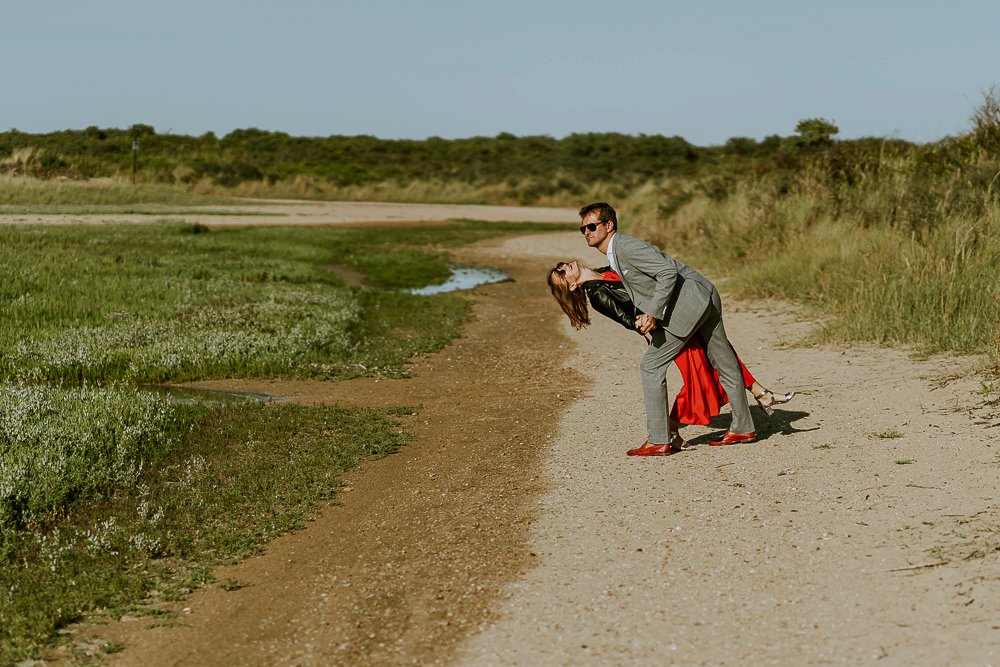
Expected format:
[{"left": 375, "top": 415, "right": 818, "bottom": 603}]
[{"left": 407, "top": 267, "right": 508, "bottom": 295}]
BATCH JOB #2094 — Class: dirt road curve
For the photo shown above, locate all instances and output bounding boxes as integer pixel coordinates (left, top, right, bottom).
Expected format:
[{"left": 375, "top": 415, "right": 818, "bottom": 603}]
[{"left": 50, "top": 205, "right": 999, "bottom": 666}]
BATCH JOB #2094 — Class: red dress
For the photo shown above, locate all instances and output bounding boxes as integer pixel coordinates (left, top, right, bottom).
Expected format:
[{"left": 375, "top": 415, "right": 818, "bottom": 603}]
[
  {"left": 670, "top": 338, "right": 756, "bottom": 425},
  {"left": 601, "top": 270, "right": 756, "bottom": 426}
]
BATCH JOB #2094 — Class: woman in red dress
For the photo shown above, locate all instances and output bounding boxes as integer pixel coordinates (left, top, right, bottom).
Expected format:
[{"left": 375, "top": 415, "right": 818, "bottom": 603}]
[{"left": 547, "top": 260, "right": 793, "bottom": 452}]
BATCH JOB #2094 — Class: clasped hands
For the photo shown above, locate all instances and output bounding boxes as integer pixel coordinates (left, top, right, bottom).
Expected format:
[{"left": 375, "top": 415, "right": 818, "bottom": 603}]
[{"left": 635, "top": 313, "right": 657, "bottom": 335}]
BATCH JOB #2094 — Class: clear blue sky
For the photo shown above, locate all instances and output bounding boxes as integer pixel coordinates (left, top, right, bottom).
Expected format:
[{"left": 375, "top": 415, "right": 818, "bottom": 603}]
[{"left": 5, "top": 1, "right": 998, "bottom": 146}]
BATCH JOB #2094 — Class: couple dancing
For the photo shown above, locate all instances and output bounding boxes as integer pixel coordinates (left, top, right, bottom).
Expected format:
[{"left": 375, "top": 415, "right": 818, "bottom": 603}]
[{"left": 547, "top": 202, "right": 793, "bottom": 456}]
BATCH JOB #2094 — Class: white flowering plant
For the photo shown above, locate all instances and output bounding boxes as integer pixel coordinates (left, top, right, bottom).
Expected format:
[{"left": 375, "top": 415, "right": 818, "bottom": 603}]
[{"left": 0, "top": 382, "right": 195, "bottom": 530}]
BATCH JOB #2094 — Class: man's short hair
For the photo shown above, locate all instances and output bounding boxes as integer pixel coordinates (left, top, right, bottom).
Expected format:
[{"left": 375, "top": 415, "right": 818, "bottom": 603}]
[{"left": 578, "top": 202, "right": 617, "bottom": 231}]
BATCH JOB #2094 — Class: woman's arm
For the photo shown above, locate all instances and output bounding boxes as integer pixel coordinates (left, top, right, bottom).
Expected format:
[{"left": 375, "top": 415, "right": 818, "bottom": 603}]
[{"left": 586, "top": 283, "right": 643, "bottom": 334}]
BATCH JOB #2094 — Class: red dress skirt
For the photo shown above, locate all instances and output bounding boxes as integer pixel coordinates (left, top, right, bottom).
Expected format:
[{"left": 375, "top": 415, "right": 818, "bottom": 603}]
[{"left": 671, "top": 339, "right": 756, "bottom": 425}]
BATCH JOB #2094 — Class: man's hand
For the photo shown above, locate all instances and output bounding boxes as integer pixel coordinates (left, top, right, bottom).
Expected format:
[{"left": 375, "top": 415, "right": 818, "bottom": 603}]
[{"left": 635, "top": 314, "right": 657, "bottom": 335}]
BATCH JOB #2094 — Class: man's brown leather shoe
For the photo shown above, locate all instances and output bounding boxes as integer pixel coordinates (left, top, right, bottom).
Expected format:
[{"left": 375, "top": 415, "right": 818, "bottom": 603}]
[{"left": 708, "top": 431, "right": 757, "bottom": 446}]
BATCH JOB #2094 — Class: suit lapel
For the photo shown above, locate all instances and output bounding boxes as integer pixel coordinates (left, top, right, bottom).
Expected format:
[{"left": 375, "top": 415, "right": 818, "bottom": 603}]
[{"left": 612, "top": 236, "right": 637, "bottom": 305}]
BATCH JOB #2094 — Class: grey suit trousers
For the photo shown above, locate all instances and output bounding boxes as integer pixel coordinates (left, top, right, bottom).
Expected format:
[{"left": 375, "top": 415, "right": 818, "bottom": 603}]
[{"left": 640, "top": 287, "right": 754, "bottom": 443}]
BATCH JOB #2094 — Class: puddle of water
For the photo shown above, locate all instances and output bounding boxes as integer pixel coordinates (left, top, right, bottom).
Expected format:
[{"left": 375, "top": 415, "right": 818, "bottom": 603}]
[
  {"left": 408, "top": 267, "right": 509, "bottom": 295},
  {"left": 145, "top": 385, "right": 287, "bottom": 405}
]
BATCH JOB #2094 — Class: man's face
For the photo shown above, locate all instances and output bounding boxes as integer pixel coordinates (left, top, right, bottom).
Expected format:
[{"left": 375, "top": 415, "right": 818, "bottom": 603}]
[{"left": 580, "top": 211, "right": 613, "bottom": 250}]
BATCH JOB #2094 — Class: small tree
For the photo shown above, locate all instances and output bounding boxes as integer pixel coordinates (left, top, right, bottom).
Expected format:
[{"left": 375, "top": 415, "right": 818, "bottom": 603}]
[
  {"left": 780, "top": 118, "right": 839, "bottom": 157},
  {"left": 128, "top": 123, "right": 156, "bottom": 138},
  {"left": 793, "top": 118, "right": 839, "bottom": 148}
]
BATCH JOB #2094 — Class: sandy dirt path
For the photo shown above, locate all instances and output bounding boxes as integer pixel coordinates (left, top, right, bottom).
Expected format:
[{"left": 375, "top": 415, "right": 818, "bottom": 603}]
[
  {"left": 50, "top": 216, "right": 999, "bottom": 666},
  {"left": 0, "top": 199, "right": 578, "bottom": 227},
  {"left": 456, "top": 235, "right": 1000, "bottom": 666}
]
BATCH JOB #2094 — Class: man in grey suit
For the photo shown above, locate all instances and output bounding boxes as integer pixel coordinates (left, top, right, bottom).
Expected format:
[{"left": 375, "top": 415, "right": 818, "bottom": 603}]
[{"left": 578, "top": 202, "right": 756, "bottom": 454}]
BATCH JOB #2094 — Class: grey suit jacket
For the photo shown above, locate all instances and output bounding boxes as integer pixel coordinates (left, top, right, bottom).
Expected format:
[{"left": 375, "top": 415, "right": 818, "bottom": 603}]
[{"left": 609, "top": 233, "right": 715, "bottom": 339}]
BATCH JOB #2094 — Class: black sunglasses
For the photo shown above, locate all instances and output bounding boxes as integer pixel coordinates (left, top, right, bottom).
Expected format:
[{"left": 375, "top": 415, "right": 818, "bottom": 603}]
[{"left": 579, "top": 222, "right": 603, "bottom": 234}]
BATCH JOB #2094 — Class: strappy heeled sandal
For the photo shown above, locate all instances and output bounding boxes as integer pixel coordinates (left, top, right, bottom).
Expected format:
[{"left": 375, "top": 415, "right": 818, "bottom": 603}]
[{"left": 753, "top": 389, "right": 795, "bottom": 415}]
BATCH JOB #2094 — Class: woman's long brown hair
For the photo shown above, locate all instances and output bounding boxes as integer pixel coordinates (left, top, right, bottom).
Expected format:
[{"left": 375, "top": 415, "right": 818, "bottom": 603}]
[{"left": 547, "top": 267, "right": 591, "bottom": 329}]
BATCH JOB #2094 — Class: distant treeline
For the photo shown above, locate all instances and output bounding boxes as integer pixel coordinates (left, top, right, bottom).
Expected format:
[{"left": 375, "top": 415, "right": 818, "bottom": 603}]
[
  {"left": 0, "top": 121, "right": 924, "bottom": 189},
  {"left": 4, "top": 111, "right": 1000, "bottom": 218}
]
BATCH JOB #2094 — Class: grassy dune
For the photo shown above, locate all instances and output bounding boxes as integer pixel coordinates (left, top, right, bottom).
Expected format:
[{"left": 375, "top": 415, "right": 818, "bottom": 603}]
[{"left": 624, "top": 154, "right": 1000, "bottom": 362}]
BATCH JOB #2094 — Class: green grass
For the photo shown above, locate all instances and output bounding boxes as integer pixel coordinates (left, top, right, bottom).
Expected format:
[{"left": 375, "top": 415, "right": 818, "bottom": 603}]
[
  {"left": 0, "top": 217, "right": 552, "bottom": 663},
  {"left": 102, "top": 641, "right": 125, "bottom": 654},
  {"left": 873, "top": 430, "right": 905, "bottom": 439},
  {"left": 217, "top": 578, "right": 247, "bottom": 592},
  {"left": 0, "top": 221, "right": 547, "bottom": 384}
]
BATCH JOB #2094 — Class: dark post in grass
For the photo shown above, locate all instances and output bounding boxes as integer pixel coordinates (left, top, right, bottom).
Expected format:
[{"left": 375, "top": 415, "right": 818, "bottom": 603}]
[{"left": 131, "top": 139, "right": 139, "bottom": 184}]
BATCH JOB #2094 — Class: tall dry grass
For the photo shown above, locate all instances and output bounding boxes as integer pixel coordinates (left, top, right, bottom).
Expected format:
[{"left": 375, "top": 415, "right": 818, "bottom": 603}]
[
  {"left": 627, "top": 152, "right": 1000, "bottom": 362},
  {"left": 191, "top": 171, "right": 611, "bottom": 207},
  {"left": 0, "top": 175, "right": 235, "bottom": 208}
]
